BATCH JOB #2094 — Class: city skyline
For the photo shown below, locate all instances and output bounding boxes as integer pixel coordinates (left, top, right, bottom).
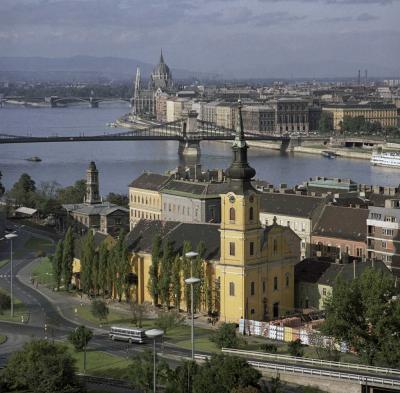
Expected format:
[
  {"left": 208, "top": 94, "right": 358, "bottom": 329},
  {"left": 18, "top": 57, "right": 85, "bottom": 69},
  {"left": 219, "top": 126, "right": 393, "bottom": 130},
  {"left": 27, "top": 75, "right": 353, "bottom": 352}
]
[{"left": 0, "top": 0, "right": 399, "bottom": 78}]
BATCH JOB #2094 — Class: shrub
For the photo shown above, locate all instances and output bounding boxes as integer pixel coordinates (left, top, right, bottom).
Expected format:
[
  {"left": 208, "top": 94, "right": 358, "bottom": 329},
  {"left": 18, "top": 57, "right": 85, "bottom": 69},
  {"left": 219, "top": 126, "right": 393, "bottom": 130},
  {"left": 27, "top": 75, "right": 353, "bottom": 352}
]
[
  {"left": 261, "top": 343, "right": 278, "bottom": 353},
  {"left": 0, "top": 292, "right": 11, "bottom": 314},
  {"left": 91, "top": 299, "right": 109, "bottom": 322},
  {"left": 210, "top": 323, "right": 239, "bottom": 349},
  {"left": 155, "top": 310, "right": 184, "bottom": 334},
  {"left": 68, "top": 325, "right": 93, "bottom": 351},
  {"left": 288, "top": 339, "right": 304, "bottom": 357}
]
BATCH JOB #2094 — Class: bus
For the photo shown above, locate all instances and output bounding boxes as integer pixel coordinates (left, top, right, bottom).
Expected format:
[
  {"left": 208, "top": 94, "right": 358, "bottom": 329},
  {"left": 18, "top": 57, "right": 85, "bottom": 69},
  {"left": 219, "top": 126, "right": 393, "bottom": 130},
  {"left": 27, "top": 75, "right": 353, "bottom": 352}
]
[{"left": 109, "top": 326, "right": 147, "bottom": 344}]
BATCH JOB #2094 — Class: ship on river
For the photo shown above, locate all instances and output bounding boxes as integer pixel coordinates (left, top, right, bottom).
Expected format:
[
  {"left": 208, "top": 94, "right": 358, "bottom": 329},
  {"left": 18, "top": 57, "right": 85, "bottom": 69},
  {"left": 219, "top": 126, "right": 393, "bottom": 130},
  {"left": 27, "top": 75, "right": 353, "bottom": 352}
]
[{"left": 371, "top": 151, "right": 400, "bottom": 168}]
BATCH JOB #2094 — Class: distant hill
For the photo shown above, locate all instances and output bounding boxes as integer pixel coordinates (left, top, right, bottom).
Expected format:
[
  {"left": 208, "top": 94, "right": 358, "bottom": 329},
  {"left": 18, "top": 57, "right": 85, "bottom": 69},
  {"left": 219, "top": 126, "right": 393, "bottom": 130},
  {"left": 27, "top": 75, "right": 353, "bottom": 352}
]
[{"left": 0, "top": 56, "right": 219, "bottom": 83}]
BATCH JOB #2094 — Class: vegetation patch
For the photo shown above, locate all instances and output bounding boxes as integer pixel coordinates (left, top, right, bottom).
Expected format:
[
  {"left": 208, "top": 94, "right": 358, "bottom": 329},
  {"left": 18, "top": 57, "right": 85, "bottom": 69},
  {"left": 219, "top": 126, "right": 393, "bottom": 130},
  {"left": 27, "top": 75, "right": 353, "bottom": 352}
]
[
  {"left": 31, "top": 256, "right": 55, "bottom": 287},
  {"left": 0, "top": 335, "right": 7, "bottom": 345},
  {"left": 0, "top": 288, "right": 28, "bottom": 323},
  {"left": 0, "top": 259, "right": 9, "bottom": 269}
]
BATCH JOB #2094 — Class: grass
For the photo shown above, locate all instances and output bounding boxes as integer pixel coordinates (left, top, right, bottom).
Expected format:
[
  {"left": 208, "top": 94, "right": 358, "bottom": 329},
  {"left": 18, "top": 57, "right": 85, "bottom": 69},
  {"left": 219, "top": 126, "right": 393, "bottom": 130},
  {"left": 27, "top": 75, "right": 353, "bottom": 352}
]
[
  {"left": 0, "top": 289, "right": 29, "bottom": 324},
  {"left": 0, "top": 335, "right": 7, "bottom": 345},
  {"left": 66, "top": 343, "right": 131, "bottom": 379},
  {"left": 0, "top": 259, "right": 9, "bottom": 269},
  {"left": 32, "top": 257, "right": 55, "bottom": 287}
]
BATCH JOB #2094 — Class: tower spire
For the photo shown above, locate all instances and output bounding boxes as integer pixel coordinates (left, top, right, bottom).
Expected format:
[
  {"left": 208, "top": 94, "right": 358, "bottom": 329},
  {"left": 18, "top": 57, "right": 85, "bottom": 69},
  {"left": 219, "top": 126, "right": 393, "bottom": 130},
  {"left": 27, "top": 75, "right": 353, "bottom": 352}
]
[
  {"left": 160, "top": 48, "right": 164, "bottom": 63},
  {"left": 226, "top": 100, "right": 256, "bottom": 193}
]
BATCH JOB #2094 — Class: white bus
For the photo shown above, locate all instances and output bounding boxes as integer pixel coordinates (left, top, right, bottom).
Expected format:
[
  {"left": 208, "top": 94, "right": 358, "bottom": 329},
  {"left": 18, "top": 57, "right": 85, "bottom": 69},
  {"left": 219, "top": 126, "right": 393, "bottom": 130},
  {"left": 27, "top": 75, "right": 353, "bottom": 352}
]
[{"left": 109, "top": 326, "right": 147, "bottom": 344}]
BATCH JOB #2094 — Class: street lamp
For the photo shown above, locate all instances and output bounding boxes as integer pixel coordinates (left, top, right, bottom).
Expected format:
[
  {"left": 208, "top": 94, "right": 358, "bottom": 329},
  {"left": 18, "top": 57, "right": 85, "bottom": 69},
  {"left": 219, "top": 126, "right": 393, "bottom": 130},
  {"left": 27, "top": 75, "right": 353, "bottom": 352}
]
[
  {"left": 185, "top": 277, "right": 201, "bottom": 360},
  {"left": 185, "top": 251, "right": 198, "bottom": 276},
  {"left": 5, "top": 233, "right": 18, "bottom": 318},
  {"left": 145, "top": 328, "right": 164, "bottom": 393}
]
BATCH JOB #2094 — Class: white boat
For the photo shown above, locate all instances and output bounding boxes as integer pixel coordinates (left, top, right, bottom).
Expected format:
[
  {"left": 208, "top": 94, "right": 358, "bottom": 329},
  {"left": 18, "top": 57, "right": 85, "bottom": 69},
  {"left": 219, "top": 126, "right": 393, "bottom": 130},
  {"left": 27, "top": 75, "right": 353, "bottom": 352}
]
[{"left": 371, "top": 151, "right": 400, "bottom": 168}]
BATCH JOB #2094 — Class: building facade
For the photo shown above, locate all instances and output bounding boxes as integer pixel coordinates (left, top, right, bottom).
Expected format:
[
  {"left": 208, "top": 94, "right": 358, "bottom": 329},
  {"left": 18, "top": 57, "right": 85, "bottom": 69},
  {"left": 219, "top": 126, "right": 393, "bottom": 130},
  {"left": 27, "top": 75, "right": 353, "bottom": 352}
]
[
  {"left": 241, "top": 105, "right": 275, "bottom": 133},
  {"left": 270, "top": 98, "right": 310, "bottom": 134},
  {"left": 322, "top": 102, "right": 398, "bottom": 131},
  {"left": 367, "top": 199, "right": 400, "bottom": 276}
]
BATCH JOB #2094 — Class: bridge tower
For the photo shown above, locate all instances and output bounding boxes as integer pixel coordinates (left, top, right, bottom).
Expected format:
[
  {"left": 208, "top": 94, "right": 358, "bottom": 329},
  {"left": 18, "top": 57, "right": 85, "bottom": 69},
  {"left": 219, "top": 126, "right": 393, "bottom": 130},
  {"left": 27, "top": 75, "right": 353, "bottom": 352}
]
[
  {"left": 89, "top": 97, "right": 99, "bottom": 108},
  {"left": 85, "top": 161, "right": 101, "bottom": 205},
  {"left": 178, "top": 110, "right": 201, "bottom": 157}
]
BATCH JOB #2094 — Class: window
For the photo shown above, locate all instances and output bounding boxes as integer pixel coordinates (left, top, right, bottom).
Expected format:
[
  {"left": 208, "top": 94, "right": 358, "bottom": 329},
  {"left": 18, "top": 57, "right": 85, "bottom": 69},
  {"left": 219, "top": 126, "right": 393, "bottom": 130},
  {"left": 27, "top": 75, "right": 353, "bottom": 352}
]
[
  {"left": 265, "top": 219, "right": 269, "bottom": 226},
  {"left": 301, "top": 222, "right": 306, "bottom": 232},
  {"left": 250, "top": 308, "right": 255, "bottom": 315},
  {"left": 273, "top": 302, "right": 279, "bottom": 318},
  {"left": 229, "top": 282, "right": 235, "bottom": 296},
  {"left": 229, "top": 207, "right": 236, "bottom": 222},
  {"left": 229, "top": 242, "right": 235, "bottom": 256},
  {"left": 273, "top": 239, "right": 278, "bottom": 254},
  {"left": 262, "top": 281, "right": 266, "bottom": 293},
  {"left": 250, "top": 242, "right": 254, "bottom": 256},
  {"left": 322, "top": 288, "right": 327, "bottom": 296},
  {"left": 285, "top": 273, "right": 289, "bottom": 287},
  {"left": 273, "top": 276, "right": 278, "bottom": 291},
  {"left": 251, "top": 282, "right": 255, "bottom": 296},
  {"left": 249, "top": 207, "right": 254, "bottom": 221},
  {"left": 382, "top": 241, "right": 387, "bottom": 249},
  {"left": 301, "top": 241, "right": 306, "bottom": 250},
  {"left": 356, "top": 248, "right": 363, "bottom": 257},
  {"left": 287, "top": 221, "right": 290, "bottom": 227},
  {"left": 384, "top": 228, "right": 394, "bottom": 236}
]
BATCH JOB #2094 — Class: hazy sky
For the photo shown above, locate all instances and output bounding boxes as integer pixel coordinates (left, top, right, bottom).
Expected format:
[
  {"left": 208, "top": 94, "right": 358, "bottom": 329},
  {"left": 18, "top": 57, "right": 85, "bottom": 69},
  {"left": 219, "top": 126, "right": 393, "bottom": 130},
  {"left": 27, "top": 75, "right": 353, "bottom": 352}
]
[{"left": 1, "top": 0, "right": 399, "bottom": 77}]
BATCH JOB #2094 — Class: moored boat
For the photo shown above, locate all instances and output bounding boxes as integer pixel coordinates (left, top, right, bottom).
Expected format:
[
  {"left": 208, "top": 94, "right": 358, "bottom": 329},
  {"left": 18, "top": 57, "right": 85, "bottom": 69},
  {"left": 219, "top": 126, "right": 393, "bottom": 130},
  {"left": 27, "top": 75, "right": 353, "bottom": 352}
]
[
  {"left": 371, "top": 151, "right": 400, "bottom": 168},
  {"left": 26, "top": 156, "right": 42, "bottom": 162}
]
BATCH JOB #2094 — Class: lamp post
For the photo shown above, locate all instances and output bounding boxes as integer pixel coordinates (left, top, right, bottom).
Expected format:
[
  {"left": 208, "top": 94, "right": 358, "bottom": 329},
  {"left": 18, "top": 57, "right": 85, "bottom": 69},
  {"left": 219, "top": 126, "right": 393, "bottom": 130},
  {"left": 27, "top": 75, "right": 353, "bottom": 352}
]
[
  {"left": 145, "top": 329, "right": 164, "bottom": 393},
  {"left": 5, "top": 233, "right": 18, "bottom": 318},
  {"left": 185, "top": 277, "right": 201, "bottom": 360},
  {"left": 185, "top": 251, "right": 198, "bottom": 277}
]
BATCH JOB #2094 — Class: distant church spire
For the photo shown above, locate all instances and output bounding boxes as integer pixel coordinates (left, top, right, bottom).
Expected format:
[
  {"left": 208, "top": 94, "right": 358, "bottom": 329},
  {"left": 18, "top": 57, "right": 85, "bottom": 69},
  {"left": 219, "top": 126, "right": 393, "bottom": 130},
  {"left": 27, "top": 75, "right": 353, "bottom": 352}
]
[
  {"left": 226, "top": 100, "right": 256, "bottom": 193},
  {"left": 160, "top": 48, "right": 164, "bottom": 63}
]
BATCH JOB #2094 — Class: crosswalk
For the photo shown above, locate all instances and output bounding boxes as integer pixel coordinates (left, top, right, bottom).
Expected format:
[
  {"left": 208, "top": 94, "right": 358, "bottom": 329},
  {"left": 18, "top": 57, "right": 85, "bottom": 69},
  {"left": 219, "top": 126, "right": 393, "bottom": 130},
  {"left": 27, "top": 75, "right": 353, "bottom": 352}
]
[{"left": 0, "top": 274, "right": 11, "bottom": 278}]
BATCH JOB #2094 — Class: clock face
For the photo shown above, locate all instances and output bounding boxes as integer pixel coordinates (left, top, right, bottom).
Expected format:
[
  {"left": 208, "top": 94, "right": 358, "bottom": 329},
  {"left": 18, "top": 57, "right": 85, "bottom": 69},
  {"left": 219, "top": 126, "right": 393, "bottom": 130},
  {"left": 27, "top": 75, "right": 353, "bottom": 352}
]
[
  {"left": 249, "top": 195, "right": 254, "bottom": 203},
  {"left": 229, "top": 195, "right": 235, "bottom": 203}
]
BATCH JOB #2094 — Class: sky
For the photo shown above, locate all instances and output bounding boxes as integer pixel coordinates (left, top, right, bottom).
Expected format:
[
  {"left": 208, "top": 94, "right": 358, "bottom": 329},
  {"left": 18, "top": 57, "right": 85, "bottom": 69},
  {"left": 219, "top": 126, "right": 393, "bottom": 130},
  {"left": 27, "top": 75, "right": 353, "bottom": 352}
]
[{"left": 1, "top": 0, "right": 399, "bottom": 78}]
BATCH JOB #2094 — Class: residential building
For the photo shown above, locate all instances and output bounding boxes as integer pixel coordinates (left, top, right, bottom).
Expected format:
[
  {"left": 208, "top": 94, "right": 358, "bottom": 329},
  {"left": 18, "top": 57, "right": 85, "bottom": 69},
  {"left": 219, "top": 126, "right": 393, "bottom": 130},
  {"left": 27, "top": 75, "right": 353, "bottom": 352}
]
[
  {"left": 166, "top": 97, "right": 191, "bottom": 122},
  {"left": 216, "top": 102, "right": 238, "bottom": 129},
  {"left": 128, "top": 172, "right": 170, "bottom": 229},
  {"left": 295, "top": 258, "right": 390, "bottom": 310},
  {"left": 311, "top": 206, "right": 368, "bottom": 262},
  {"left": 322, "top": 102, "right": 398, "bottom": 131},
  {"left": 202, "top": 101, "right": 219, "bottom": 124},
  {"left": 269, "top": 98, "right": 310, "bottom": 134},
  {"left": 155, "top": 90, "right": 169, "bottom": 122},
  {"left": 241, "top": 105, "right": 275, "bottom": 133},
  {"left": 259, "top": 192, "right": 326, "bottom": 259},
  {"left": 367, "top": 199, "right": 400, "bottom": 276}
]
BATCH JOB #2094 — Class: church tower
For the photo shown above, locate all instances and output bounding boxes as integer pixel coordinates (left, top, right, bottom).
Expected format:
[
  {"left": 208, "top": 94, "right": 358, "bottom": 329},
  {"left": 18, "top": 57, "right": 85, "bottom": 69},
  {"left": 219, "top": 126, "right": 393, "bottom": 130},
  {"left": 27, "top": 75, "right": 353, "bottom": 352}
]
[
  {"left": 85, "top": 161, "right": 101, "bottom": 205},
  {"left": 218, "top": 101, "right": 262, "bottom": 322}
]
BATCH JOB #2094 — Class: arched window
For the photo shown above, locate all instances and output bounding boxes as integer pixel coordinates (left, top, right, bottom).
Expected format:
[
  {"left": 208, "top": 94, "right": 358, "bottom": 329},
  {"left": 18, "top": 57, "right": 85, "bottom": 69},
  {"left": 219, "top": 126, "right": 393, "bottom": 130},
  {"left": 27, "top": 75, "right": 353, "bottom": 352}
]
[
  {"left": 249, "top": 207, "right": 254, "bottom": 221},
  {"left": 229, "top": 207, "right": 235, "bottom": 222},
  {"left": 250, "top": 282, "right": 255, "bottom": 296}
]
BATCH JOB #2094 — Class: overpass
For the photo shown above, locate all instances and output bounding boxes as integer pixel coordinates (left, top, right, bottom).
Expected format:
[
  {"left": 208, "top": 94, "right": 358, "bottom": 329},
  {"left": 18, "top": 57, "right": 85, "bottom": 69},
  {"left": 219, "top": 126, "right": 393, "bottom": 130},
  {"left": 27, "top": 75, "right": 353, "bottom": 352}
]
[{"left": 0, "top": 112, "right": 290, "bottom": 156}]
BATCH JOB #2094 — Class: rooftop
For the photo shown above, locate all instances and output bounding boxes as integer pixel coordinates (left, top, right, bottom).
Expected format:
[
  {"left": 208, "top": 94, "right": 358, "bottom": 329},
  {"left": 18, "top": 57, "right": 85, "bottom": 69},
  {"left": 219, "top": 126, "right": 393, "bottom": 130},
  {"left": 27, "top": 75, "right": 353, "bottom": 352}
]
[{"left": 129, "top": 172, "right": 171, "bottom": 191}]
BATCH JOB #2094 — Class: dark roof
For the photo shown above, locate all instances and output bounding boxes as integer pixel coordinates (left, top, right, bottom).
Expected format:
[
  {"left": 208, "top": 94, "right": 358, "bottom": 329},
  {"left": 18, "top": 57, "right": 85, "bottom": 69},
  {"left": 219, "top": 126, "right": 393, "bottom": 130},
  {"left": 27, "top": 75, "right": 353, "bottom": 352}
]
[
  {"left": 125, "top": 220, "right": 220, "bottom": 260},
  {"left": 260, "top": 193, "right": 325, "bottom": 218},
  {"left": 295, "top": 258, "right": 391, "bottom": 286},
  {"left": 161, "top": 180, "right": 230, "bottom": 199},
  {"left": 129, "top": 172, "right": 170, "bottom": 191},
  {"left": 313, "top": 206, "right": 368, "bottom": 241},
  {"left": 295, "top": 258, "right": 334, "bottom": 284},
  {"left": 367, "top": 192, "right": 400, "bottom": 208}
]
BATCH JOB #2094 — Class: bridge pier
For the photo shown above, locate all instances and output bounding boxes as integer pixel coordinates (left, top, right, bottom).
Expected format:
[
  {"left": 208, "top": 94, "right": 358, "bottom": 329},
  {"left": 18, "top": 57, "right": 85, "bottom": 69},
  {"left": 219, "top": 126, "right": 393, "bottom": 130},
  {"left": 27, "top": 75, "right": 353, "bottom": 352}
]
[
  {"left": 89, "top": 98, "right": 99, "bottom": 108},
  {"left": 178, "top": 140, "right": 201, "bottom": 157}
]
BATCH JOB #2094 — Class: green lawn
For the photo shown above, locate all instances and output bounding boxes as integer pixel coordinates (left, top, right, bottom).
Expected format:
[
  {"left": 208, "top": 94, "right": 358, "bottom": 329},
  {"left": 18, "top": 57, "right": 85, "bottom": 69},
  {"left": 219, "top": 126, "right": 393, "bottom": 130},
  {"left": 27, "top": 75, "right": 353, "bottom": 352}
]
[
  {"left": 32, "top": 257, "right": 55, "bottom": 287},
  {"left": 0, "top": 289, "right": 29, "bottom": 324},
  {"left": 67, "top": 343, "right": 131, "bottom": 379},
  {"left": 23, "top": 237, "right": 53, "bottom": 255},
  {"left": 0, "top": 259, "right": 9, "bottom": 269},
  {"left": 0, "top": 335, "right": 7, "bottom": 345}
]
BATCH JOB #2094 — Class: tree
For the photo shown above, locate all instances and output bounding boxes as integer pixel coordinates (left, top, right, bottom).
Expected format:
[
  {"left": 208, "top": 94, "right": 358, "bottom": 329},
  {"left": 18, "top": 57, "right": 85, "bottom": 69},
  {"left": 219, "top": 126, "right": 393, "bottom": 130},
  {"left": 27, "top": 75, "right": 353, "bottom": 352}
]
[
  {"left": 192, "top": 354, "right": 262, "bottom": 393},
  {"left": 288, "top": 339, "right": 304, "bottom": 357},
  {"left": 182, "top": 241, "right": 193, "bottom": 312},
  {"left": 0, "top": 170, "right": 5, "bottom": 197},
  {"left": 309, "top": 331, "right": 340, "bottom": 362},
  {"left": 231, "top": 387, "right": 261, "bottom": 393},
  {"left": 131, "top": 302, "right": 150, "bottom": 327},
  {"left": 261, "top": 343, "right": 277, "bottom": 354},
  {"left": 1, "top": 340, "right": 81, "bottom": 393},
  {"left": 165, "top": 360, "right": 199, "bottom": 393},
  {"left": 148, "top": 235, "right": 162, "bottom": 306},
  {"left": 8, "top": 173, "right": 36, "bottom": 207},
  {"left": 193, "top": 241, "right": 206, "bottom": 312},
  {"left": 155, "top": 309, "right": 184, "bottom": 334},
  {"left": 128, "top": 349, "right": 169, "bottom": 393},
  {"left": 112, "top": 230, "right": 130, "bottom": 302},
  {"left": 80, "top": 231, "right": 95, "bottom": 294},
  {"left": 52, "top": 240, "right": 64, "bottom": 290},
  {"left": 68, "top": 325, "right": 93, "bottom": 351},
  {"left": 98, "top": 241, "right": 109, "bottom": 296},
  {"left": 0, "top": 291, "right": 11, "bottom": 314},
  {"left": 91, "top": 299, "right": 109, "bottom": 322},
  {"left": 106, "top": 192, "right": 129, "bottom": 208},
  {"left": 321, "top": 267, "right": 400, "bottom": 366},
  {"left": 62, "top": 227, "right": 74, "bottom": 290},
  {"left": 171, "top": 254, "right": 182, "bottom": 309},
  {"left": 210, "top": 323, "right": 239, "bottom": 349},
  {"left": 318, "top": 112, "right": 332, "bottom": 134},
  {"left": 57, "top": 179, "right": 86, "bottom": 204},
  {"left": 159, "top": 240, "right": 174, "bottom": 308},
  {"left": 92, "top": 252, "right": 100, "bottom": 296}
]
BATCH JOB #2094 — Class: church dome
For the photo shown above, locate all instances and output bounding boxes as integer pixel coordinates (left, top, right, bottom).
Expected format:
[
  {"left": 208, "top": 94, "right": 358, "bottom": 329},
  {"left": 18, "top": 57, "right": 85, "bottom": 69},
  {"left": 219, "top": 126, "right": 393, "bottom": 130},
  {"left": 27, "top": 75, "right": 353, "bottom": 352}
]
[{"left": 152, "top": 50, "right": 171, "bottom": 78}]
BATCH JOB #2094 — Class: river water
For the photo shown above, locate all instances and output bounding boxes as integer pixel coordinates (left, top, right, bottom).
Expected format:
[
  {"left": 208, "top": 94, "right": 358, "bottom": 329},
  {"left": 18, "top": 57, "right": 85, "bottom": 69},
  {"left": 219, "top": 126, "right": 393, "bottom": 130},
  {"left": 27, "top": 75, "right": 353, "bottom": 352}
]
[{"left": 0, "top": 103, "right": 399, "bottom": 195}]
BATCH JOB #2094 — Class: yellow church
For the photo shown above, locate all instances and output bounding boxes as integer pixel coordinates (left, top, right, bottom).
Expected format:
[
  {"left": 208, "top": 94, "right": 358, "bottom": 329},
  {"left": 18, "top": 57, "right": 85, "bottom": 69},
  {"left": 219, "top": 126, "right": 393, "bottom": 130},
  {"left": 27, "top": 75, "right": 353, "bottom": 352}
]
[{"left": 73, "top": 102, "right": 300, "bottom": 323}]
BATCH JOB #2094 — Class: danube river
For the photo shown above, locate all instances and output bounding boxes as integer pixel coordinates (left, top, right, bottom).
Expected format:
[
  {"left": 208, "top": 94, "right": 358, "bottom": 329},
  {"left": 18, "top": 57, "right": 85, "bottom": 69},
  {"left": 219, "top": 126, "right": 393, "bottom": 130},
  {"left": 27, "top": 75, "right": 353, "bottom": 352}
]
[{"left": 0, "top": 104, "right": 399, "bottom": 195}]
